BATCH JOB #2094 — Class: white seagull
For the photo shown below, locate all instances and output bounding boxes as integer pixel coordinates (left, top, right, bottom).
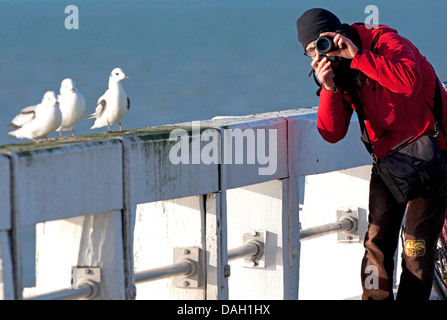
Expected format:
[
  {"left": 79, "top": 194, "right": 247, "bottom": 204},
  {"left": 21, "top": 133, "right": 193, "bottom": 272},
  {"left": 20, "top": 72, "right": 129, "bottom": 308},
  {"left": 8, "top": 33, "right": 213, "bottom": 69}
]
[
  {"left": 86, "top": 67, "right": 130, "bottom": 132},
  {"left": 8, "top": 91, "right": 62, "bottom": 143},
  {"left": 57, "top": 78, "right": 86, "bottom": 138}
]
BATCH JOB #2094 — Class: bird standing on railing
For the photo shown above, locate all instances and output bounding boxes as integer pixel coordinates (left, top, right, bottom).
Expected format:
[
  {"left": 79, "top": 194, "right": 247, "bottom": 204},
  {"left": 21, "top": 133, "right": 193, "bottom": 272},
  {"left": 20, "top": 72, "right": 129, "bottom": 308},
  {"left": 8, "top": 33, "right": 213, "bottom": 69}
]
[
  {"left": 7, "top": 91, "right": 62, "bottom": 143},
  {"left": 86, "top": 67, "right": 130, "bottom": 133},
  {"left": 57, "top": 78, "right": 86, "bottom": 138}
]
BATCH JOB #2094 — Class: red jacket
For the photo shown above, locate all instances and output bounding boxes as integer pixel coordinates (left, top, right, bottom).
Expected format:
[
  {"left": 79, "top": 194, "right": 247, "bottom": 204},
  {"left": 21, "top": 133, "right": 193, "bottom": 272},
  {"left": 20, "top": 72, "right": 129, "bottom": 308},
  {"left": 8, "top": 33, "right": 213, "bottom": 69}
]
[{"left": 317, "top": 23, "right": 447, "bottom": 159}]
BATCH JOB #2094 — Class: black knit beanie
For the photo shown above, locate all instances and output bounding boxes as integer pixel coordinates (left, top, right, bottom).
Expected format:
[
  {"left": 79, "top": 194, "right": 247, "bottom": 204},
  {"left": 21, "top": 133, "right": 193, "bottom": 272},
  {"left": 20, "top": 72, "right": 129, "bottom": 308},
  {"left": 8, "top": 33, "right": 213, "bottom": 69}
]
[{"left": 296, "top": 8, "right": 343, "bottom": 48}]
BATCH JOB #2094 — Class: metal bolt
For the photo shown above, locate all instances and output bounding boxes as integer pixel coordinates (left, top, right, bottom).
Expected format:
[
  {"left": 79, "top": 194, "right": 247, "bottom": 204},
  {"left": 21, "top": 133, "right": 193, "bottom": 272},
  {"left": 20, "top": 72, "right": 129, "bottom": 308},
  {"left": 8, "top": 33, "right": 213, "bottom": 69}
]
[
  {"left": 85, "top": 269, "right": 94, "bottom": 275},
  {"left": 292, "top": 247, "right": 299, "bottom": 257},
  {"left": 184, "top": 249, "right": 191, "bottom": 255},
  {"left": 250, "top": 231, "right": 258, "bottom": 237},
  {"left": 223, "top": 264, "right": 231, "bottom": 278},
  {"left": 127, "top": 285, "right": 137, "bottom": 300},
  {"left": 183, "top": 280, "right": 190, "bottom": 287}
]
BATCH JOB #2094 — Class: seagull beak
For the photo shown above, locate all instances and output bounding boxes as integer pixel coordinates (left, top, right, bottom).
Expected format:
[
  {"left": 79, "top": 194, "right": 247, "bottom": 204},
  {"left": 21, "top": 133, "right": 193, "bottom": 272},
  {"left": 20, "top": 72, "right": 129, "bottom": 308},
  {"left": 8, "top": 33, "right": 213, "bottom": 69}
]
[
  {"left": 71, "top": 88, "right": 75, "bottom": 93},
  {"left": 124, "top": 75, "right": 130, "bottom": 80}
]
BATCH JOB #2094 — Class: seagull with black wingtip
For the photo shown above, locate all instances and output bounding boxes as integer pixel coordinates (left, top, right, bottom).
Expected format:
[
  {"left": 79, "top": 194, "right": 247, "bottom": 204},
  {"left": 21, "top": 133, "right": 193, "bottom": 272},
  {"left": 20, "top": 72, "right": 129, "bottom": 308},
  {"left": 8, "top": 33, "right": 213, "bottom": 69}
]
[
  {"left": 8, "top": 91, "right": 62, "bottom": 143},
  {"left": 87, "top": 67, "right": 130, "bottom": 132}
]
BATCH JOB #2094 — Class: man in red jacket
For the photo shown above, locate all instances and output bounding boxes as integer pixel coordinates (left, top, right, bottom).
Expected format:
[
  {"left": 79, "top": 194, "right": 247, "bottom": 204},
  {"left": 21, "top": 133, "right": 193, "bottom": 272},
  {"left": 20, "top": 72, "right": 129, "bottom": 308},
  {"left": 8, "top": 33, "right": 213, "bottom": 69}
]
[{"left": 296, "top": 8, "right": 447, "bottom": 300}]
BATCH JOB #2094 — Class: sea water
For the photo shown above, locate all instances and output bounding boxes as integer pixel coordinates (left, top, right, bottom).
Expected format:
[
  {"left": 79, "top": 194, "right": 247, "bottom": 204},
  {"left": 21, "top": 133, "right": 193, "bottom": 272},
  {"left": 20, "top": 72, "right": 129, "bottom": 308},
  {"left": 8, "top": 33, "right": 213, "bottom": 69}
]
[{"left": 0, "top": 0, "right": 445, "bottom": 288}]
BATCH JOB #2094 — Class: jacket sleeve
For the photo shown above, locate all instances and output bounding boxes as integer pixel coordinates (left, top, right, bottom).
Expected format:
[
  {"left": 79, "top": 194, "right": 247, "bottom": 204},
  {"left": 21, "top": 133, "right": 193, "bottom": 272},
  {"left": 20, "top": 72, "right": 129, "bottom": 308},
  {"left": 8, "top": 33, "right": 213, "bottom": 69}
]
[
  {"left": 350, "top": 33, "right": 422, "bottom": 97},
  {"left": 317, "top": 86, "right": 354, "bottom": 143}
]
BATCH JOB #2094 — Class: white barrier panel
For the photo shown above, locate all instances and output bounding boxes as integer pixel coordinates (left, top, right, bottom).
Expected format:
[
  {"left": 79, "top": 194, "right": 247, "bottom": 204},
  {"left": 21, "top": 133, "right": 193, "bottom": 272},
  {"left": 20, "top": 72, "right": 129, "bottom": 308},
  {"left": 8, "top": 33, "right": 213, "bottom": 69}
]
[
  {"left": 285, "top": 112, "right": 371, "bottom": 176},
  {"left": 34, "top": 211, "right": 126, "bottom": 299},
  {"left": 0, "top": 232, "right": 14, "bottom": 300},
  {"left": 220, "top": 117, "right": 288, "bottom": 189},
  {"left": 123, "top": 129, "right": 220, "bottom": 204},
  {"left": 0, "top": 155, "right": 10, "bottom": 230},
  {"left": 298, "top": 166, "right": 371, "bottom": 299},
  {"left": 227, "top": 179, "right": 299, "bottom": 299},
  {"left": 0, "top": 108, "right": 376, "bottom": 300},
  {"left": 133, "top": 196, "right": 207, "bottom": 300},
  {"left": 0, "top": 155, "right": 13, "bottom": 299},
  {"left": 11, "top": 141, "right": 123, "bottom": 226}
]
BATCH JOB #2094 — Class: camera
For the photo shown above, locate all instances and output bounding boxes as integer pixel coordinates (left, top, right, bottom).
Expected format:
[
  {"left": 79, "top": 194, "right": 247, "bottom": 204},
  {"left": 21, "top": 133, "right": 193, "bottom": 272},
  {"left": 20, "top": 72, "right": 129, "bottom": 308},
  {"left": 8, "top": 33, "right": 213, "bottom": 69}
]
[{"left": 314, "top": 36, "right": 336, "bottom": 55}]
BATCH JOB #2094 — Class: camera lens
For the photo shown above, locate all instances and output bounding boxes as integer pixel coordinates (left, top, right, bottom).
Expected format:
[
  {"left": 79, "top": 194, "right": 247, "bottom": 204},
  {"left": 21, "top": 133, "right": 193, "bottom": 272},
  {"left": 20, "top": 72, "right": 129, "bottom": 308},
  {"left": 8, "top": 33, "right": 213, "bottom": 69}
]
[
  {"left": 315, "top": 36, "right": 334, "bottom": 54},
  {"left": 317, "top": 39, "right": 331, "bottom": 51}
]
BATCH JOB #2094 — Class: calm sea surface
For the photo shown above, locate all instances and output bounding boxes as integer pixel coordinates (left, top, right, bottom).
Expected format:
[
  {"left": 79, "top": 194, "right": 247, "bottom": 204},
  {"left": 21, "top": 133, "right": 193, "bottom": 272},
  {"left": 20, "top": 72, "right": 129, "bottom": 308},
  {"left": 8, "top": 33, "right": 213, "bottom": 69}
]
[
  {"left": 1, "top": 0, "right": 447, "bottom": 146},
  {"left": 0, "top": 0, "right": 446, "bottom": 287}
]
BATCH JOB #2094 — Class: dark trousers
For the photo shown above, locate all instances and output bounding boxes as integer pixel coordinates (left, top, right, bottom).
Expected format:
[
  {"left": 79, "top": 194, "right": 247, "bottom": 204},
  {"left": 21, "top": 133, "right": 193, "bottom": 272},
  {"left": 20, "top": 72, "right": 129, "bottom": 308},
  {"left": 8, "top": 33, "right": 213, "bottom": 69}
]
[{"left": 361, "top": 166, "right": 447, "bottom": 300}]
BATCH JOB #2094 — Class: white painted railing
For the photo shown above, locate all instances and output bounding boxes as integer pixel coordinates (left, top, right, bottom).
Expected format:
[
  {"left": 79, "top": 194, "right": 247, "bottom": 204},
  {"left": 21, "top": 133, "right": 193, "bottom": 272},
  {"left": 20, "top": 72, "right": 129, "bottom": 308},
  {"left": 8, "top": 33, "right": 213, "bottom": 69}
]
[{"left": 0, "top": 107, "right": 373, "bottom": 300}]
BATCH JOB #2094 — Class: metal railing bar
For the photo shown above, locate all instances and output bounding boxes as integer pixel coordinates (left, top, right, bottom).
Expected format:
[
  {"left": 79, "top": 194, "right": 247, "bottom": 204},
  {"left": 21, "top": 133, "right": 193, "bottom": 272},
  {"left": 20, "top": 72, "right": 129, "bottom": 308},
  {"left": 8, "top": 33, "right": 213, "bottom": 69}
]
[
  {"left": 228, "top": 242, "right": 260, "bottom": 262},
  {"left": 135, "top": 260, "right": 192, "bottom": 284},
  {"left": 300, "top": 217, "right": 355, "bottom": 241},
  {"left": 135, "top": 242, "right": 262, "bottom": 285},
  {"left": 25, "top": 243, "right": 263, "bottom": 298},
  {"left": 25, "top": 284, "right": 93, "bottom": 300}
]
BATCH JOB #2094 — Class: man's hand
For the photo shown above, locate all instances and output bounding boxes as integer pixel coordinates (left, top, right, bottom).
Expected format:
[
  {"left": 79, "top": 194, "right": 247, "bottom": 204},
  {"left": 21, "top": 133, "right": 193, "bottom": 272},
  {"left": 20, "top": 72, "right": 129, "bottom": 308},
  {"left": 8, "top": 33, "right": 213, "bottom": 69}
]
[
  {"left": 321, "top": 31, "right": 359, "bottom": 60},
  {"left": 311, "top": 55, "right": 336, "bottom": 92}
]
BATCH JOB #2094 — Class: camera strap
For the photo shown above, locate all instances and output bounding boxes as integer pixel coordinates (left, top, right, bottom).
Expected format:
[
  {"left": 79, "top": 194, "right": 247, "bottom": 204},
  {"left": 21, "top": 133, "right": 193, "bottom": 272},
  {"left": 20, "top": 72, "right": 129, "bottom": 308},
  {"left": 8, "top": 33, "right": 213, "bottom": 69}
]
[
  {"left": 308, "top": 68, "right": 322, "bottom": 88},
  {"left": 348, "top": 87, "right": 374, "bottom": 157},
  {"left": 353, "top": 33, "right": 445, "bottom": 158}
]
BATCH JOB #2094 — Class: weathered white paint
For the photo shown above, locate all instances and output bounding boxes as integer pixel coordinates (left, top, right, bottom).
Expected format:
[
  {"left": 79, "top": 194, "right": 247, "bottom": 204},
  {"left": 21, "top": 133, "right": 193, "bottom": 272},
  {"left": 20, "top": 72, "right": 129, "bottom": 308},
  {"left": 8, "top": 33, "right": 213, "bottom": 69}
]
[
  {"left": 0, "top": 232, "right": 14, "bottom": 300},
  {"left": 0, "top": 155, "right": 14, "bottom": 300},
  {"left": 220, "top": 117, "right": 288, "bottom": 188},
  {"left": 285, "top": 111, "right": 371, "bottom": 176},
  {"left": 298, "top": 166, "right": 371, "bottom": 299},
  {"left": 123, "top": 131, "right": 219, "bottom": 204},
  {"left": 133, "top": 196, "right": 206, "bottom": 299},
  {"left": 0, "top": 155, "right": 11, "bottom": 230},
  {"left": 204, "top": 192, "right": 227, "bottom": 300},
  {"left": 34, "top": 211, "right": 126, "bottom": 299},
  {"left": 0, "top": 108, "right": 375, "bottom": 300},
  {"left": 227, "top": 179, "right": 294, "bottom": 299},
  {"left": 13, "top": 141, "right": 123, "bottom": 225}
]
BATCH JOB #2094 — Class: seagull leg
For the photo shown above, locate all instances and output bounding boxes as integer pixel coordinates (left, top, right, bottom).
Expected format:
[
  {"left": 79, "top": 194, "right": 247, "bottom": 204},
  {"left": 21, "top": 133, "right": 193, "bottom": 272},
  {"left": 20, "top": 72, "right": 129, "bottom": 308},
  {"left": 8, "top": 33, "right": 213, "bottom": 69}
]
[
  {"left": 59, "top": 129, "right": 63, "bottom": 138},
  {"left": 119, "top": 122, "right": 122, "bottom": 133},
  {"left": 107, "top": 121, "right": 111, "bottom": 133},
  {"left": 71, "top": 129, "right": 75, "bottom": 138}
]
